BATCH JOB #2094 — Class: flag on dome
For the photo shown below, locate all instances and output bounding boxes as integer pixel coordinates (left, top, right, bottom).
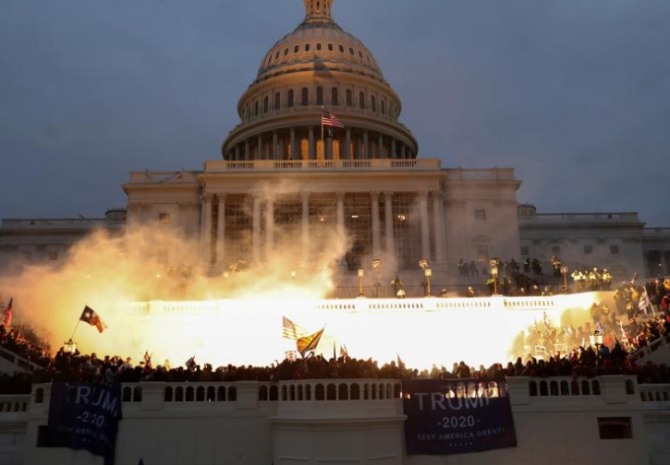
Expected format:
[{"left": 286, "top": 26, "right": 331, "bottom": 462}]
[
  {"left": 321, "top": 110, "right": 344, "bottom": 128},
  {"left": 296, "top": 327, "right": 324, "bottom": 357},
  {"left": 79, "top": 305, "right": 106, "bottom": 333}
]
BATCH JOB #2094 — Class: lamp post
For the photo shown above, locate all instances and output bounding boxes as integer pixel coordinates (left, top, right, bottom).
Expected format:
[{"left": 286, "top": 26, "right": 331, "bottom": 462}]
[
  {"left": 372, "top": 259, "right": 382, "bottom": 297},
  {"left": 418, "top": 258, "right": 432, "bottom": 296},
  {"left": 424, "top": 267, "right": 433, "bottom": 296},
  {"left": 357, "top": 268, "right": 365, "bottom": 297},
  {"left": 560, "top": 265, "right": 569, "bottom": 291}
]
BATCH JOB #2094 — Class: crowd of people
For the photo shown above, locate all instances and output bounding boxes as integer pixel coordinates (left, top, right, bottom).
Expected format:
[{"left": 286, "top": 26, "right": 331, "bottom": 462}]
[
  {"left": 456, "top": 256, "right": 625, "bottom": 297},
  {"left": 1, "top": 277, "right": 669, "bottom": 395}
]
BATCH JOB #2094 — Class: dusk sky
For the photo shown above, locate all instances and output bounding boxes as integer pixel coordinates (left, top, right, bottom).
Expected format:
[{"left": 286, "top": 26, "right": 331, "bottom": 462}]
[{"left": 1, "top": 0, "right": 668, "bottom": 226}]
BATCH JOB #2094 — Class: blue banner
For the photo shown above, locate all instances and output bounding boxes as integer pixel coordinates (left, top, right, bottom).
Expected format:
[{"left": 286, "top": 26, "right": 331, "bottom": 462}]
[
  {"left": 48, "top": 383, "right": 123, "bottom": 465},
  {"left": 402, "top": 379, "right": 517, "bottom": 455}
]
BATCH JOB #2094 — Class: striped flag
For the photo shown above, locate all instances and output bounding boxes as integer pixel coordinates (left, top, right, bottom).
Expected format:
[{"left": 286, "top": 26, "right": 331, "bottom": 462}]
[
  {"left": 321, "top": 110, "right": 344, "bottom": 128},
  {"left": 639, "top": 288, "right": 652, "bottom": 314},
  {"left": 282, "top": 316, "right": 308, "bottom": 340}
]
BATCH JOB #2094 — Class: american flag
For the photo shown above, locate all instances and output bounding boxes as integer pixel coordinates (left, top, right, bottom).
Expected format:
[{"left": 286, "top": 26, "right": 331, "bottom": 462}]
[
  {"left": 321, "top": 110, "right": 345, "bottom": 128},
  {"left": 282, "top": 316, "right": 309, "bottom": 340}
]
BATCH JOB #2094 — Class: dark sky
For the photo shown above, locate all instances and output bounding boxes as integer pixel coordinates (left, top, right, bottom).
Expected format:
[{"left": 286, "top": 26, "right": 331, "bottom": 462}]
[{"left": 1, "top": 0, "right": 668, "bottom": 226}]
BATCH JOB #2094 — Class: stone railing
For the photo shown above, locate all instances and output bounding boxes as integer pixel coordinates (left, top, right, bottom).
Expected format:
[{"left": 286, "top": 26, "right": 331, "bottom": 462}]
[
  {"left": 19, "top": 376, "right": 670, "bottom": 419},
  {"left": 638, "top": 383, "right": 670, "bottom": 406},
  {"left": 202, "top": 158, "right": 441, "bottom": 173},
  {"left": 0, "top": 394, "right": 30, "bottom": 414}
]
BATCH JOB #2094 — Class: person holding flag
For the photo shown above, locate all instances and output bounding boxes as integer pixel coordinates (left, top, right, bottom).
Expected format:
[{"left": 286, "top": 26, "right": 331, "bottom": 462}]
[
  {"left": 320, "top": 108, "right": 344, "bottom": 140},
  {"left": 79, "top": 305, "right": 106, "bottom": 333}
]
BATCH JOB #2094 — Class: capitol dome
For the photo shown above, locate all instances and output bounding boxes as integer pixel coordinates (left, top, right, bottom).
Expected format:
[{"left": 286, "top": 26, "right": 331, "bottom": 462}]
[{"left": 221, "top": 0, "right": 418, "bottom": 162}]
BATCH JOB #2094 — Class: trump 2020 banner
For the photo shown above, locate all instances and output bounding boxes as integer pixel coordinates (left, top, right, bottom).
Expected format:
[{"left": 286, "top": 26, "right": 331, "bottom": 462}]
[
  {"left": 48, "top": 383, "right": 123, "bottom": 465},
  {"left": 402, "top": 378, "right": 517, "bottom": 455}
]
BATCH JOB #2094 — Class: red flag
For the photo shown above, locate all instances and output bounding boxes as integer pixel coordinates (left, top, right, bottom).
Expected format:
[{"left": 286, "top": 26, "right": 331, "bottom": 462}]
[
  {"left": 79, "top": 305, "right": 106, "bottom": 333},
  {"left": 3, "top": 298, "right": 12, "bottom": 327}
]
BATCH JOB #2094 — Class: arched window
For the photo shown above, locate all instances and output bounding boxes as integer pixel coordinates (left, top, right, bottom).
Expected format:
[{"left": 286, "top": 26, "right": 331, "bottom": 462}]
[
  {"left": 328, "top": 43, "right": 333, "bottom": 51},
  {"left": 254, "top": 101, "right": 259, "bottom": 116},
  {"left": 331, "top": 88, "right": 338, "bottom": 106},
  {"left": 263, "top": 96, "right": 269, "bottom": 113},
  {"left": 381, "top": 100, "right": 386, "bottom": 115},
  {"left": 346, "top": 89, "right": 353, "bottom": 107},
  {"left": 294, "top": 45, "right": 299, "bottom": 53},
  {"left": 301, "top": 88, "right": 309, "bottom": 106},
  {"left": 305, "top": 43, "right": 310, "bottom": 52},
  {"left": 274, "top": 92, "right": 281, "bottom": 110},
  {"left": 316, "top": 43, "right": 322, "bottom": 51},
  {"left": 316, "top": 86, "right": 323, "bottom": 105},
  {"left": 359, "top": 91, "right": 365, "bottom": 109},
  {"left": 371, "top": 95, "right": 376, "bottom": 112},
  {"left": 287, "top": 89, "right": 294, "bottom": 107}
]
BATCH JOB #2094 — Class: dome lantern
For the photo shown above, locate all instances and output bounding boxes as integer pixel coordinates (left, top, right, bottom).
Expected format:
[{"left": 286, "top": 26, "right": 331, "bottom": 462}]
[{"left": 303, "top": 0, "right": 333, "bottom": 21}]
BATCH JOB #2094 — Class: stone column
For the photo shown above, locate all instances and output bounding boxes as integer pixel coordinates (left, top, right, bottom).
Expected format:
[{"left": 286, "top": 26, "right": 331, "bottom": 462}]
[
  {"left": 345, "top": 128, "right": 352, "bottom": 159},
  {"left": 265, "top": 199, "right": 274, "bottom": 260},
  {"left": 257, "top": 135, "right": 263, "bottom": 160},
  {"left": 252, "top": 193, "right": 261, "bottom": 264},
  {"left": 384, "top": 191, "right": 394, "bottom": 254},
  {"left": 301, "top": 192, "right": 310, "bottom": 261},
  {"left": 371, "top": 191, "right": 381, "bottom": 257},
  {"left": 336, "top": 191, "right": 345, "bottom": 236},
  {"left": 245, "top": 141, "right": 250, "bottom": 161},
  {"left": 433, "top": 191, "right": 446, "bottom": 263},
  {"left": 290, "top": 128, "right": 297, "bottom": 160},
  {"left": 201, "top": 194, "right": 213, "bottom": 265},
  {"left": 377, "top": 133, "right": 383, "bottom": 159},
  {"left": 363, "top": 131, "right": 369, "bottom": 159},
  {"left": 216, "top": 194, "right": 226, "bottom": 266},
  {"left": 391, "top": 139, "right": 397, "bottom": 159},
  {"left": 419, "top": 191, "right": 430, "bottom": 260},
  {"left": 272, "top": 131, "right": 278, "bottom": 160},
  {"left": 308, "top": 127, "right": 315, "bottom": 160}
]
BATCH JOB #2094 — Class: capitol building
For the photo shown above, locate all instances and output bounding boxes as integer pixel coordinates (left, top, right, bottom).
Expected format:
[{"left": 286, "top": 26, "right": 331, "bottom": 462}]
[
  {"left": 0, "top": 0, "right": 668, "bottom": 290},
  {"left": 1, "top": 2, "right": 670, "bottom": 464}
]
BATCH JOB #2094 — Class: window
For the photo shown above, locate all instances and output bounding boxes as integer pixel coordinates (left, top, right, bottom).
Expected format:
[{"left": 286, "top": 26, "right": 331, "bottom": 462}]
[
  {"left": 316, "top": 86, "right": 323, "bottom": 105},
  {"left": 346, "top": 89, "right": 353, "bottom": 107},
  {"left": 359, "top": 91, "right": 365, "bottom": 109},
  {"left": 474, "top": 209, "right": 487, "bottom": 221},
  {"left": 294, "top": 45, "right": 299, "bottom": 53},
  {"left": 610, "top": 245, "right": 620, "bottom": 254},
  {"left": 254, "top": 101, "right": 259, "bottom": 116},
  {"left": 331, "top": 88, "right": 338, "bottom": 106},
  {"left": 316, "top": 43, "right": 322, "bottom": 51},
  {"left": 305, "top": 43, "right": 310, "bottom": 52},
  {"left": 584, "top": 245, "right": 593, "bottom": 255},
  {"left": 301, "top": 88, "right": 308, "bottom": 106},
  {"left": 598, "top": 417, "right": 632, "bottom": 439},
  {"left": 328, "top": 43, "right": 333, "bottom": 51},
  {"left": 287, "top": 89, "right": 294, "bottom": 107},
  {"left": 274, "top": 92, "right": 281, "bottom": 110},
  {"left": 284, "top": 48, "right": 288, "bottom": 56},
  {"left": 371, "top": 96, "right": 376, "bottom": 112},
  {"left": 158, "top": 213, "right": 171, "bottom": 225},
  {"left": 263, "top": 96, "right": 269, "bottom": 113}
]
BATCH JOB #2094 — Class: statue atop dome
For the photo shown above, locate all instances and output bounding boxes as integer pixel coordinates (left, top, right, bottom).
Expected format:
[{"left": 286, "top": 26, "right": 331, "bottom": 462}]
[{"left": 303, "top": 0, "right": 333, "bottom": 21}]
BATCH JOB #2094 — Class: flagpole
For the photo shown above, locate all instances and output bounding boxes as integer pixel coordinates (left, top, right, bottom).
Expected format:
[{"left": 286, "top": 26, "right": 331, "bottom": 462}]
[
  {"left": 69, "top": 320, "right": 81, "bottom": 343},
  {"left": 320, "top": 106, "right": 324, "bottom": 145}
]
